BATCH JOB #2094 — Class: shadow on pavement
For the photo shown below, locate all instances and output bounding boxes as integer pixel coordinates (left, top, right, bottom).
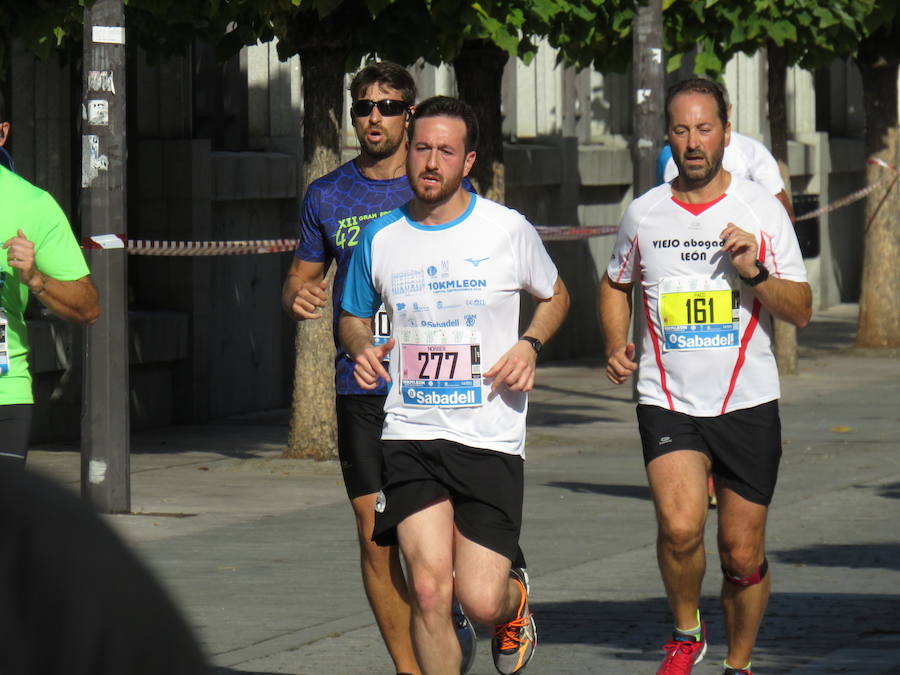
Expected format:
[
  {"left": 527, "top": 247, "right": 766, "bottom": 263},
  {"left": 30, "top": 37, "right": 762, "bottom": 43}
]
[
  {"left": 530, "top": 382, "right": 627, "bottom": 403},
  {"left": 771, "top": 543, "right": 900, "bottom": 571},
  {"left": 213, "top": 670, "right": 283, "bottom": 675},
  {"left": 879, "top": 482, "right": 900, "bottom": 500},
  {"left": 528, "top": 591, "right": 900, "bottom": 647},
  {"left": 527, "top": 405, "right": 622, "bottom": 426},
  {"left": 544, "top": 481, "right": 652, "bottom": 501},
  {"left": 798, "top": 318, "right": 857, "bottom": 351}
]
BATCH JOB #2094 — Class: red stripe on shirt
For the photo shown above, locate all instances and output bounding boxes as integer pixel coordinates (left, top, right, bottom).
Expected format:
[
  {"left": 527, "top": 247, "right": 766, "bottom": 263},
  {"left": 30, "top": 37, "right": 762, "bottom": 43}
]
[
  {"left": 761, "top": 231, "right": 779, "bottom": 276},
  {"left": 670, "top": 193, "right": 727, "bottom": 215},
  {"left": 721, "top": 237, "right": 768, "bottom": 413},
  {"left": 643, "top": 284, "right": 674, "bottom": 411},
  {"left": 615, "top": 235, "right": 638, "bottom": 283}
]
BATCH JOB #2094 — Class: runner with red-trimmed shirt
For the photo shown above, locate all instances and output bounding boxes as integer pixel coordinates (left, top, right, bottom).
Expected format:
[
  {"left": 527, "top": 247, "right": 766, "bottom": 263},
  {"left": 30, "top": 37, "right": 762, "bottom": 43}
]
[{"left": 599, "top": 78, "right": 811, "bottom": 675}]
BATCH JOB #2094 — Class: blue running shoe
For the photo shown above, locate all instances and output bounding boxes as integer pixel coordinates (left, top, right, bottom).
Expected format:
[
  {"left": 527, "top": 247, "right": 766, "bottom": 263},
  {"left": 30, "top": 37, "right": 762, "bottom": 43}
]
[{"left": 453, "top": 598, "right": 477, "bottom": 674}]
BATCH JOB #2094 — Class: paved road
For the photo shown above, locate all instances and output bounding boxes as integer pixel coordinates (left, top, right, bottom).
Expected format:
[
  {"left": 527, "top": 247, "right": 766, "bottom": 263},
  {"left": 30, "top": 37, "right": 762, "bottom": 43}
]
[{"left": 30, "top": 304, "right": 900, "bottom": 674}]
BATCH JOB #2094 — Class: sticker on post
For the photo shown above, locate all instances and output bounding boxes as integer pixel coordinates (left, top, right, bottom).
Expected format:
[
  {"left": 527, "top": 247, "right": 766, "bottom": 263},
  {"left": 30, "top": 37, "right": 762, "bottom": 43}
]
[
  {"left": 92, "top": 26, "right": 125, "bottom": 44},
  {"left": 398, "top": 327, "right": 482, "bottom": 407},
  {"left": 88, "top": 70, "right": 115, "bottom": 94},
  {"left": 659, "top": 276, "right": 740, "bottom": 351},
  {"left": 87, "top": 99, "right": 109, "bottom": 126}
]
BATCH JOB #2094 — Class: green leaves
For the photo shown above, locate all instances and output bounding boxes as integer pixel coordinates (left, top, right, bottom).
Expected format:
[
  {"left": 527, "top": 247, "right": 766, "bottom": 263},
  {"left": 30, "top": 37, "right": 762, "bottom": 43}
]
[
  {"left": 767, "top": 19, "right": 797, "bottom": 46},
  {"left": 694, "top": 40, "right": 723, "bottom": 75},
  {"left": 2, "top": 0, "right": 894, "bottom": 83},
  {"left": 663, "top": 0, "right": 885, "bottom": 78}
]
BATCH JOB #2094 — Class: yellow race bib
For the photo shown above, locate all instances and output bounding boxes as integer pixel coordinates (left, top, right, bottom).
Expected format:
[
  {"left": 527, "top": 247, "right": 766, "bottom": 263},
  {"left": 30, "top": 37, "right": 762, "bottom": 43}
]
[{"left": 659, "top": 276, "right": 740, "bottom": 351}]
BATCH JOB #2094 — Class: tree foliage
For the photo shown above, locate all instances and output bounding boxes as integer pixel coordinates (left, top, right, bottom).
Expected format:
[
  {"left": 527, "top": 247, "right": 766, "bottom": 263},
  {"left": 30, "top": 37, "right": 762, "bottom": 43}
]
[
  {"left": 0, "top": 0, "right": 84, "bottom": 72},
  {"left": 541, "top": 0, "right": 635, "bottom": 72},
  {"left": 663, "top": 0, "right": 879, "bottom": 76}
]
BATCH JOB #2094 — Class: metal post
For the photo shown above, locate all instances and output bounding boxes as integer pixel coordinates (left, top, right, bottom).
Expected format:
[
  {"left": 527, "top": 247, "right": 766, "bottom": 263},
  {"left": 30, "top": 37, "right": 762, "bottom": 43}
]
[
  {"left": 631, "top": 0, "right": 665, "bottom": 400},
  {"left": 81, "top": 0, "right": 130, "bottom": 512}
]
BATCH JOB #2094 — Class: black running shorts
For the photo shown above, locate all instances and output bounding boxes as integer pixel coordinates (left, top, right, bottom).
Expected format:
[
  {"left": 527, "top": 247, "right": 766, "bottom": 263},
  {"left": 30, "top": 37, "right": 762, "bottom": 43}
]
[
  {"left": 637, "top": 401, "right": 782, "bottom": 505},
  {"left": 336, "top": 395, "right": 387, "bottom": 500},
  {"left": 372, "top": 439, "right": 524, "bottom": 562},
  {"left": 0, "top": 404, "right": 32, "bottom": 468}
]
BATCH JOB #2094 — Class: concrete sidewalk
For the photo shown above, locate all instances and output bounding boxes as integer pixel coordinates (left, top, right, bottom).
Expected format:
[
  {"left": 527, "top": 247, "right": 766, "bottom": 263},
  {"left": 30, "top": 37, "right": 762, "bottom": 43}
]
[{"left": 29, "top": 304, "right": 900, "bottom": 674}]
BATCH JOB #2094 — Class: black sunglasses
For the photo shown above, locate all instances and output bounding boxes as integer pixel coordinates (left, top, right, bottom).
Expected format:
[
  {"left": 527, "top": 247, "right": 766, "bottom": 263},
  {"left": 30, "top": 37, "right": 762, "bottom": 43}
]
[{"left": 351, "top": 99, "right": 410, "bottom": 118}]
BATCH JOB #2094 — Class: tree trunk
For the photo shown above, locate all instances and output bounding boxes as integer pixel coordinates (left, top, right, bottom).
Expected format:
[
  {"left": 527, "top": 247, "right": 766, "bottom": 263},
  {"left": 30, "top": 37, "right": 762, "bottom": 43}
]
[
  {"left": 452, "top": 40, "right": 508, "bottom": 203},
  {"left": 766, "top": 42, "right": 798, "bottom": 374},
  {"left": 855, "top": 24, "right": 900, "bottom": 348},
  {"left": 284, "top": 47, "right": 346, "bottom": 459}
]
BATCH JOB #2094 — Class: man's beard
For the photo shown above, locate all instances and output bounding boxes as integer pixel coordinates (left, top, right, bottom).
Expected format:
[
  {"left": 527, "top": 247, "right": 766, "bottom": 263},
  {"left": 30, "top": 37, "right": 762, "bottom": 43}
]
[
  {"left": 674, "top": 143, "right": 725, "bottom": 189},
  {"left": 359, "top": 128, "right": 403, "bottom": 159},
  {"left": 412, "top": 170, "right": 462, "bottom": 204}
]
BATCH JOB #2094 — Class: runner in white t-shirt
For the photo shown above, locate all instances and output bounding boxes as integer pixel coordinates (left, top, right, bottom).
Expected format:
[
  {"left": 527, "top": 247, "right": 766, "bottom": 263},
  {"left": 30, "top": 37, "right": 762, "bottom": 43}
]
[
  {"left": 600, "top": 78, "right": 811, "bottom": 675},
  {"left": 341, "top": 96, "right": 569, "bottom": 675},
  {"left": 610, "top": 175, "right": 806, "bottom": 416}
]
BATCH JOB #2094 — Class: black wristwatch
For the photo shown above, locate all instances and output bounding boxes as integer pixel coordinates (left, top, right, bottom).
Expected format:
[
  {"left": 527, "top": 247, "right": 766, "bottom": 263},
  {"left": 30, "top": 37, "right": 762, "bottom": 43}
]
[
  {"left": 519, "top": 335, "right": 543, "bottom": 354},
  {"left": 739, "top": 260, "right": 770, "bottom": 287}
]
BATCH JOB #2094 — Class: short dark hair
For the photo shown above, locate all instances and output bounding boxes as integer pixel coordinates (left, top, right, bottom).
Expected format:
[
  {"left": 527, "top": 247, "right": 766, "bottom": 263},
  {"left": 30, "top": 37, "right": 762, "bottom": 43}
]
[
  {"left": 665, "top": 78, "right": 728, "bottom": 130},
  {"left": 409, "top": 96, "right": 479, "bottom": 154},
  {"left": 349, "top": 61, "right": 416, "bottom": 105},
  {"left": 0, "top": 90, "right": 6, "bottom": 121}
]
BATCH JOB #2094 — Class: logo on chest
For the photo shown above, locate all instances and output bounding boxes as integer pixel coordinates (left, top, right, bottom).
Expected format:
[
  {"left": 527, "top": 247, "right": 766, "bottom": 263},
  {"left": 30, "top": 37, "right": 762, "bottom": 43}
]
[{"left": 651, "top": 237, "right": 724, "bottom": 262}]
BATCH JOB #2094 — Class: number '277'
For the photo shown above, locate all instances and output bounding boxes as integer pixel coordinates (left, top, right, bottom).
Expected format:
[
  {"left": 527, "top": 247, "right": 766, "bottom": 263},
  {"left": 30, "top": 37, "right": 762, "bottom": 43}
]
[{"left": 418, "top": 351, "right": 458, "bottom": 379}]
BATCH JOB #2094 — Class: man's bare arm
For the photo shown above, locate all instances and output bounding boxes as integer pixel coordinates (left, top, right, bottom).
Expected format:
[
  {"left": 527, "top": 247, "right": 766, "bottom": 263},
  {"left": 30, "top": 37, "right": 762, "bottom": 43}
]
[
  {"left": 599, "top": 273, "right": 637, "bottom": 385},
  {"left": 281, "top": 258, "right": 328, "bottom": 320},
  {"left": 747, "top": 277, "right": 811, "bottom": 327},
  {"left": 338, "top": 311, "right": 393, "bottom": 389},
  {"left": 31, "top": 275, "right": 99, "bottom": 325},
  {"left": 720, "top": 223, "right": 811, "bottom": 327},
  {"left": 484, "top": 276, "right": 570, "bottom": 393},
  {"left": 3, "top": 230, "right": 99, "bottom": 324}
]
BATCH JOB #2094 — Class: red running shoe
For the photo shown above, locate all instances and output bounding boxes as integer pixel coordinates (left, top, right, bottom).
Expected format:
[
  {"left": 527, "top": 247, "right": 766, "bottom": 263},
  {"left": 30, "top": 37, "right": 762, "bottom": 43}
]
[{"left": 656, "top": 621, "right": 707, "bottom": 674}]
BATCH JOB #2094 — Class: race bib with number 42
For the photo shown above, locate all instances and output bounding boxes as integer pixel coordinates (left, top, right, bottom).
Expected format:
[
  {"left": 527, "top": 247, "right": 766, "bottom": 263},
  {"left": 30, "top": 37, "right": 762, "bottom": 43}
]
[
  {"left": 659, "top": 276, "right": 740, "bottom": 351},
  {"left": 398, "top": 327, "right": 482, "bottom": 408}
]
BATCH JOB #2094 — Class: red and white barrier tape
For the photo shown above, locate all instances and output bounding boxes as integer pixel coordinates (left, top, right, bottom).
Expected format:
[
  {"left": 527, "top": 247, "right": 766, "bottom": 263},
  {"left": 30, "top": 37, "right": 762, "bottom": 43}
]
[
  {"left": 83, "top": 226, "right": 620, "bottom": 255},
  {"left": 535, "top": 225, "right": 620, "bottom": 241},
  {"left": 82, "top": 235, "right": 300, "bottom": 255},
  {"left": 794, "top": 157, "right": 898, "bottom": 222},
  {"left": 81, "top": 157, "right": 897, "bottom": 254}
]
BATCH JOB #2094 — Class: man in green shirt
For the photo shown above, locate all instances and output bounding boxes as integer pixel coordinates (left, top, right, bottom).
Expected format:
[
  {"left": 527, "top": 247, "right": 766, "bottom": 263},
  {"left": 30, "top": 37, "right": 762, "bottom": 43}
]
[{"left": 1, "top": 167, "right": 99, "bottom": 467}]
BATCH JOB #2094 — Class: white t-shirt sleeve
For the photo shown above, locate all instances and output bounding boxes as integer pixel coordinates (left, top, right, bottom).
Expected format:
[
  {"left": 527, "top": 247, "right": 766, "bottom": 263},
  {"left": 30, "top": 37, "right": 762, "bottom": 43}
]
[
  {"left": 607, "top": 202, "right": 641, "bottom": 284},
  {"left": 741, "top": 135, "right": 785, "bottom": 195},
  {"left": 761, "top": 205, "right": 807, "bottom": 283},
  {"left": 514, "top": 218, "right": 559, "bottom": 299},
  {"left": 663, "top": 156, "right": 678, "bottom": 183}
]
